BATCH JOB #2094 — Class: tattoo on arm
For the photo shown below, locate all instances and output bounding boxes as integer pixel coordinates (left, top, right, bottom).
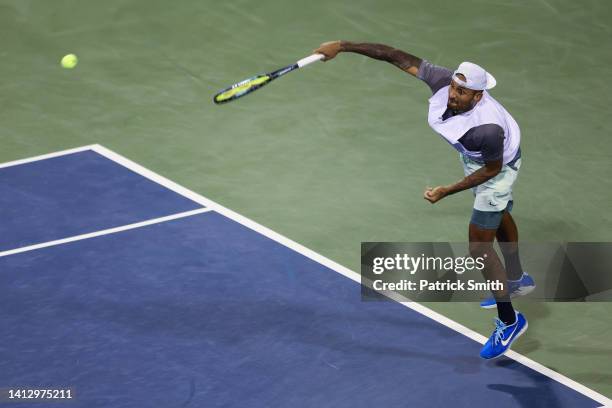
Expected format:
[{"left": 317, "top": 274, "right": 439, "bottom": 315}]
[
  {"left": 445, "top": 160, "right": 503, "bottom": 196},
  {"left": 340, "top": 41, "right": 422, "bottom": 75}
]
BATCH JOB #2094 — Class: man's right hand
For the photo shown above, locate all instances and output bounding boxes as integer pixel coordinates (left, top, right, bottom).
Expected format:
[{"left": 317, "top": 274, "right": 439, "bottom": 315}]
[{"left": 314, "top": 41, "right": 343, "bottom": 61}]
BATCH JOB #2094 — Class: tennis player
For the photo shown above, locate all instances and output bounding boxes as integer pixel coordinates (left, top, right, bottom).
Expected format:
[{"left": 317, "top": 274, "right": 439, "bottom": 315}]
[{"left": 314, "top": 40, "right": 535, "bottom": 359}]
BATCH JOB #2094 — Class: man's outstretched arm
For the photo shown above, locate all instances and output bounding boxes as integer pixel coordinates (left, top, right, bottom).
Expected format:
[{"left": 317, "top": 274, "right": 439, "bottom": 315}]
[{"left": 314, "top": 41, "right": 422, "bottom": 76}]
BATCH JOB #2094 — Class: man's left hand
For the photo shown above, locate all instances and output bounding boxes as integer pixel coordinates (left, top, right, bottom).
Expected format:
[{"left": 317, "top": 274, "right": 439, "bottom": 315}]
[{"left": 424, "top": 186, "right": 448, "bottom": 204}]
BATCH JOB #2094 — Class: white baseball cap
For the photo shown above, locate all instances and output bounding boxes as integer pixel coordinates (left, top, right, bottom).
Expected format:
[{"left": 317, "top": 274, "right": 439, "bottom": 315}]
[{"left": 452, "top": 61, "right": 496, "bottom": 90}]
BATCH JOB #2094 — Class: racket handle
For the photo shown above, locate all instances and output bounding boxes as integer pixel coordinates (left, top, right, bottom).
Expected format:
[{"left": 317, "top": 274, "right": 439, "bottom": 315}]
[{"left": 297, "top": 53, "right": 325, "bottom": 68}]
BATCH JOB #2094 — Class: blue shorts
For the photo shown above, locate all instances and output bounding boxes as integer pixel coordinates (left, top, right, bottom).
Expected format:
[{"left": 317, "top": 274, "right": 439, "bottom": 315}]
[
  {"left": 461, "top": 155, "right": 521, "bottom": 213},
  {"left": 470, "top": 200, "right": 514, "bottom": 230}
]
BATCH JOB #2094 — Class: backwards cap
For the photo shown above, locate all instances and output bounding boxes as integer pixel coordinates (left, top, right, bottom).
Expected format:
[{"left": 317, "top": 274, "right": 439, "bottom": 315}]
[{"left": 452, "top": 61, "right": 496, "bottom": 90}]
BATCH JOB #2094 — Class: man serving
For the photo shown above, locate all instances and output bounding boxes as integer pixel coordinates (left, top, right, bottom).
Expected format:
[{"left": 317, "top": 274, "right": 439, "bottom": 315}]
[{"left": 314, "top": 40, "right": 535, "bottom": 359}]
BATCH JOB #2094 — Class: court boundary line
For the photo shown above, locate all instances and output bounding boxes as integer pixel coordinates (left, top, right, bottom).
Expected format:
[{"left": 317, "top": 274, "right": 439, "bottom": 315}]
[
  {"left": 89, "top": 144, "right": 610, "bottom": 406},
  {"left": 1, "top": 145, "right": 609, "bottom": 406},
  {"left": 0, "top": 208, "right": 211, "bottom": 258},
  {"left": 0, "top": 145, "right": 98, "bottom": 170},
  {"left": 92, "top": 144, "right": 612, "bottom": 405}
]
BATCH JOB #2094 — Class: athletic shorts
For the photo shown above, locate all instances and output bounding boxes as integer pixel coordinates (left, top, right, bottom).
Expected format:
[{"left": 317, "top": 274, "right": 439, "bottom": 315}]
[{"left": 461, "top": 154, "right": 521, "bottom": 230}]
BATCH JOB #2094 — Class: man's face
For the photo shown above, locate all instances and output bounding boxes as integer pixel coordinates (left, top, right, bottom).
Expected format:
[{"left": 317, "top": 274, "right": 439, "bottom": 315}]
[{"left": 447, "top": 76, "right": 483, "bottom": 113}]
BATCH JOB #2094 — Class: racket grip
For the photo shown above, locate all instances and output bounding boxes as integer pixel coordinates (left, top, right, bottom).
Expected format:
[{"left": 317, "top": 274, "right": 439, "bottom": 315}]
[{"left": 297, "top": 53, "right": 325, "bottom": 68}]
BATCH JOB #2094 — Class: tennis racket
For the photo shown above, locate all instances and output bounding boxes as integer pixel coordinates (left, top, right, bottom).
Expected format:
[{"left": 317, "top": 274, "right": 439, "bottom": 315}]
[{"left": 213, "top": 54, "right": 325, "bottom": 104}]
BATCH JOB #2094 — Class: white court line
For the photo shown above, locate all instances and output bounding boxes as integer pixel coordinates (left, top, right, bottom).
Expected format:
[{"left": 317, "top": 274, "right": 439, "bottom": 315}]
[
  {"left": 1, "top": 145, "right": 610, "bottom": 406},
  {"left": 0, "top": 208, "right": 211, "bottom": 258},
  {"left": 0, "top": 145, "right": 98, "bottom": 170},
  {"left": 88, "top": 144, "right": 611, "bottom": 406}
]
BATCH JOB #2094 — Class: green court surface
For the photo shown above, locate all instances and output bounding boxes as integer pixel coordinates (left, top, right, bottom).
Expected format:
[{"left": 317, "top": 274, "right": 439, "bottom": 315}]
[{"left": 1, "top": 0, "right": 611, "bottom": 399}]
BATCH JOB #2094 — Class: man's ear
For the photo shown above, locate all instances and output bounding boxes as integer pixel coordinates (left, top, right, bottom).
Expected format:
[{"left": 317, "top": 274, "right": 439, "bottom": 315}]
[{"left": 473, "top": 91, "right": 484, "bottom": 102}]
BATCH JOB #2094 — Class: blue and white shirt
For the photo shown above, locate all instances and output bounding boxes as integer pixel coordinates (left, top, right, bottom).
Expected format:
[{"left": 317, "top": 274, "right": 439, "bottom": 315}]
[{"left": 418, "top": 60, "right": 521, "bottom": 166}]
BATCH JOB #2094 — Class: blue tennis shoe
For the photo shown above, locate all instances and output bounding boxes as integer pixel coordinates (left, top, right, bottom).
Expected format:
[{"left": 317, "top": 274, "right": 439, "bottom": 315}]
[
  {"left": 480, "top": 311, "right": 528, "bottom": 359},
  {"left": 480, "top": 272, "right": 535, "bottom": 309}
]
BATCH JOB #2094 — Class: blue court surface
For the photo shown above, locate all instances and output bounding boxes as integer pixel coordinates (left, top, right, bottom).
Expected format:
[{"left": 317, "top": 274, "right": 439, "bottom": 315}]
[{"left": 0, "top": 146, "right": 606, "bottom": 408}]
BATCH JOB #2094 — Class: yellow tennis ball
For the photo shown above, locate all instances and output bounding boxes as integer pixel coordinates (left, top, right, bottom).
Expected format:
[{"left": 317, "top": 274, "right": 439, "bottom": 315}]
[{"left": 61, "top": 54, "right": 78, "bottom": 69}]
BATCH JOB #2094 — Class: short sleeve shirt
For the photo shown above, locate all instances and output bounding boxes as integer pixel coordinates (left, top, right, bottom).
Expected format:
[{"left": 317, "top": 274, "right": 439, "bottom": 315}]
[{"left": 417, "top": 60, "right": 504, "bottom": 163}]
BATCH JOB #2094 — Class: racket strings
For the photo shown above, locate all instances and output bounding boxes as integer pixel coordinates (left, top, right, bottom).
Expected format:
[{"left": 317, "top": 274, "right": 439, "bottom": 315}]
[{"left": 214, "top": 75, "right": 271, "bottom": 103}]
